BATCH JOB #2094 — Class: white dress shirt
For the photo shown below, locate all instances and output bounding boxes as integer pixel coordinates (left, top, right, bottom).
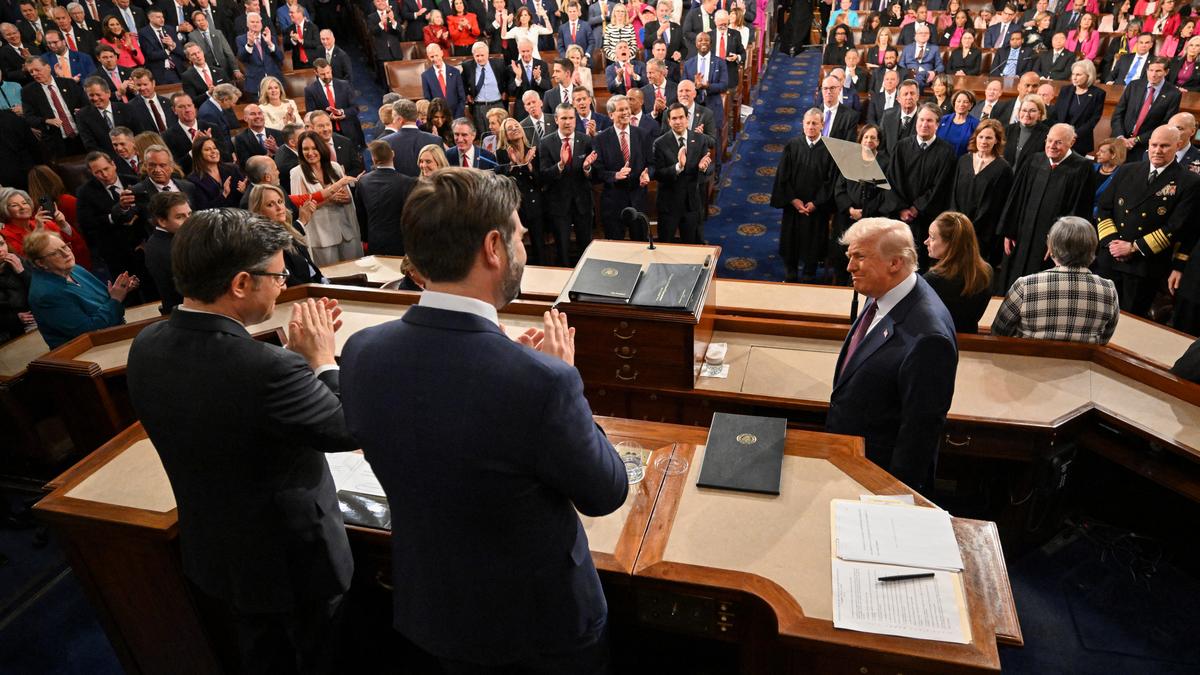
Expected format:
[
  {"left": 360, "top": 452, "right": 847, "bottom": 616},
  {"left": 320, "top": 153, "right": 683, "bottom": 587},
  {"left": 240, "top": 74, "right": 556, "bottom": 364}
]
[
  {"left": 418, "top": 289, "right": 499, "bottom": 326},
  {"left": 868, "top": 272, "right": 917, "bottom": 333}
]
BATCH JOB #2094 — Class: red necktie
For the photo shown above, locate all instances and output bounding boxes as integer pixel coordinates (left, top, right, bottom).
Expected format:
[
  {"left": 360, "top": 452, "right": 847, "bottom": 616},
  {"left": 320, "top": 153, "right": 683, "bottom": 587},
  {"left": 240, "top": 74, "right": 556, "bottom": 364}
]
[
  {"left": 1133, "top": 84, "right": 1157, "bottom": 137},
  {"left": 148, "top": 99, "right": 166, "bottom": 132},
  {"left": 296, "top": 23, "right": 306, "bottom": 63},
  {"left": 718, "top": 31, "right": 726, "bottom": 58},
  {"left": 571, "top": 22, "right": 576, "bottom": 40},
  {"left": 188, "top": 127, "right": 197, "bottom": 139},
  {"left": 437, "top": 68, "right": 446, "bottom": 96},
  {"left": 109, "top": 70, "right": 124, "bottom": 100},
  {"left": 130, "top": 156, "right": 138, "bottom": 172},
  {"left": 461, "top": 151, "right": 469, "bottom": 167},
  {"left": 201, "top": 67, "right": 213, "bottom": 87},
  {"left": 620, "top": 129, "right": 629, "bottom": 164},
  {"left": 46, "top": 84, "right": 76, "bottom": 136},
  {"left": 325, "top": 82, "right": 335, "bottom": 109},
  {"left": 66, "top": 32, "right": 77, "bottom": 50}
]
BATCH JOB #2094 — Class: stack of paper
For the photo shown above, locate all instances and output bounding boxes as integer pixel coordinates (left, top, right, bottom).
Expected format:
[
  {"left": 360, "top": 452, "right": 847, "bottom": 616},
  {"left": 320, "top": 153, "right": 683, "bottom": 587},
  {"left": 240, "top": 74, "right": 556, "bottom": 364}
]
[
  {"left": 325, "top": 452, "right": 386, "bottom": 498},
  {"left": 829, "top": 498, "right": 972, "bottom": 644}
]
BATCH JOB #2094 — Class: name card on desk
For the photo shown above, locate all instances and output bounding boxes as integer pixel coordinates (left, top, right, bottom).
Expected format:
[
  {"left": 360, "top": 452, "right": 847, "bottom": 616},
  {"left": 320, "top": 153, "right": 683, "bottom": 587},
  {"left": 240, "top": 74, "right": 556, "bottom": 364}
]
[{"left": 695, "top": 413, "right": 787, "bottom": 495}]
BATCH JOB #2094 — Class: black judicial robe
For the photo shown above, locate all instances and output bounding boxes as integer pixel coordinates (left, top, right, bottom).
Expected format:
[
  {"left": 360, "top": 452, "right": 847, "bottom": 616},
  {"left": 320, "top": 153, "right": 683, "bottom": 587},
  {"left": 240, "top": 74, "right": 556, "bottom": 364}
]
[
  {"left": 884, "top": 136, "right": 956, "bottom": 260},
  {"left": 831, "top": 151, "right": 891, "bottom": 284},
  {"left": 950, "top": 154, "right": 1014, "bottom": 264},
  {"left": 771, "top": 136, "right": 835, "bottom": 272},
  {"left": 996, "top": 151, "right": 1097, "bottom": 291}
]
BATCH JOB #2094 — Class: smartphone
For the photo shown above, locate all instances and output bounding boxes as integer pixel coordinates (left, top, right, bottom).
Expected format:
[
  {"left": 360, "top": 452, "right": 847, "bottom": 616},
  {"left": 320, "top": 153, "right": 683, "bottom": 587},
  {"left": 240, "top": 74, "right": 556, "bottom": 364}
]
[{"left": 37, "top": 195, "right": 55, "bottom": 214}]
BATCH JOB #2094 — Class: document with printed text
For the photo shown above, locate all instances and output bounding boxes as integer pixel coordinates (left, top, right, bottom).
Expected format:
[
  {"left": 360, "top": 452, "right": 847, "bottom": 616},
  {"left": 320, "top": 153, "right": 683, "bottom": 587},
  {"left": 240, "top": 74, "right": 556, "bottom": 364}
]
[
  {"left": 832, "top": 499, "right": 964, "bottom": 571},
  {"left": 325, "top": 452, "right": 386, "bottom": 498},
  {"left": 831, "top": 559, "right": 971, "bottom": 644}
]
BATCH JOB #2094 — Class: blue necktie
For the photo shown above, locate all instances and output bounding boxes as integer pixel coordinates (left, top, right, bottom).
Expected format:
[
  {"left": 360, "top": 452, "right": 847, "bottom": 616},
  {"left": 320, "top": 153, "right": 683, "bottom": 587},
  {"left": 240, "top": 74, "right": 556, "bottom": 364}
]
[{"left": 1125, "top": 56, "right": 1143, "bottom": 85}]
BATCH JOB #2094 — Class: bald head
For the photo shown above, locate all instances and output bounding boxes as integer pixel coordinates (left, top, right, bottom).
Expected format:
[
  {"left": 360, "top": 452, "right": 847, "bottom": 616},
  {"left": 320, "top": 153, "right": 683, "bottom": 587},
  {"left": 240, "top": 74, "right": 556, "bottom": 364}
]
[
  {"left": 1018, "top": 71, "right": 1040, "bottom": 95},
  {"left": 1045, "top": 123, "right": 1076, "bottom": 161},
  {"left": 1149, "top": 125, "right": 1182, "bottom": 168},
  {"left": 1169, "top": 112, "right": 1197, "bottom": 150},
  {"left": 821, "top": 75, "right": 841, "bottom": 106}
]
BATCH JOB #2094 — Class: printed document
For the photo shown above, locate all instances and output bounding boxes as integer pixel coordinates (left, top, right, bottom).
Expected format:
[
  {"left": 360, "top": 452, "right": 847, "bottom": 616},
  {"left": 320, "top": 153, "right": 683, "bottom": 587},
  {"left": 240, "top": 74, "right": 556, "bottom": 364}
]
[
  {"left": 325, "top": 452, "right": 386, "bottom": 497},
  {"left": 832, "top": 499, "right": 964, "bottom": 571},
  {"left": 831, "top": 559, "right": 971, "bottom": 644}
]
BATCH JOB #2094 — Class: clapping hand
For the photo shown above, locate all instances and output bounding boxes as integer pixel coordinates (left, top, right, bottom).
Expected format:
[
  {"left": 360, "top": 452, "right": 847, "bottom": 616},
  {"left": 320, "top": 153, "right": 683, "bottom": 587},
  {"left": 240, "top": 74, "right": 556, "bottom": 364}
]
[
  {"left": 286, "top": 298, "right": 342, "bottom": 370},
  {"left": 639, "top": 167, "right": 650, "bottom": 186},
  {"left": 1, "top": 252, "right": 23, "bottom": 273},
  {"left": 107, "top": 272, "right": 140, "bottom": 302},
  {"left": 298, "top": 198, "right": 318, "bottom": 223},
  {"left": 676, "top": 145, "right": 686, "bottom": 167},
  {"left": 516, "top": 308, "right": 576, "bottom": 365},
  {"left": 582, "top": 150, "right": 597, "bottom": 169},
  {"left": 615, "top": 161, "right": 631, "bottom": 180},
  {"left": 585, "top": 118, "right": 596, "bottom": 135},
  {"left": 698, "top": 153, "right": 712, "bottom": 171},
  {"left": 559, "top": 142, "right": 572, "bottom": 167}
]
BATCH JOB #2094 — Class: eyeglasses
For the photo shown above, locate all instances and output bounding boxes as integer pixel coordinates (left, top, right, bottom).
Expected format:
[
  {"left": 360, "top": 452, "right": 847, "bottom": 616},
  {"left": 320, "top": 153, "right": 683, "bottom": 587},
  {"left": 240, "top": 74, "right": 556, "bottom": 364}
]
[
  {"left": 38, "top": 245, "right": 73, "bottom": 260},
  {"left": 249, "top": 267, "right": 290, "bottom": 285}
]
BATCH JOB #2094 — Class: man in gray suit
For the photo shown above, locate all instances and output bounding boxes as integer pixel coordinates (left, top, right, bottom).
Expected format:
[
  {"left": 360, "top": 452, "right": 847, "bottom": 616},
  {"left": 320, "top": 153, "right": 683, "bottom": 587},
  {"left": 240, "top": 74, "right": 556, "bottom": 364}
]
[
  {"left": 127, "top": 209, "right": 357, "bottom": 673},
  {"left": 378, "top": 98, "right": 442, "bottom": 177}
]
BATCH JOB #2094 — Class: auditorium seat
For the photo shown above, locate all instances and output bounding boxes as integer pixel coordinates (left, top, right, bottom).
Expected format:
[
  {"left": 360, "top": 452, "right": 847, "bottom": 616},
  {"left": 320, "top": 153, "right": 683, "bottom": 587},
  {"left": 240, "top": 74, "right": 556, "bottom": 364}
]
[
  {"left": 384, "top": 60, "right": 427, "bottom": 100},
  {"left": 282, "top": 70, "right": 314, "bottom": 99}
]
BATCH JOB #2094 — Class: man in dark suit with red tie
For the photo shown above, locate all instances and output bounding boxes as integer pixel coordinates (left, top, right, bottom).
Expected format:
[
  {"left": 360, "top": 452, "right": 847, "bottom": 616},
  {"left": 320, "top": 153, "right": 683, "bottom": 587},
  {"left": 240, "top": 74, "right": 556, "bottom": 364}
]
[
  {"left": 539, "top": 103, "right": 596, "bottom": 265},
  {"left": 126, "top": 67, "right": 177, "bottom": 134},
  {"left": 20, "top": 57, "right": 86, "bottom": 158},
  {"left": 593, "top": 95, "right": 654, "bottom": 240},
  {"left": 304, "top": 58, "right": 364, "bottom": 149},
  {"left": 653, "top": 102, "right": 715, "bottom": 244},
  {"left": 1110, "top": 58, "right": 1182, "bottom": 163},
  {"left": 421, "top": 43, "right": 467, "bottom": 117},
  {"left": 826, "top": 218, "right": 958, "bottom": 493},
  {"left": 444, "top": 117, "right": 499, "bottom": 169}
]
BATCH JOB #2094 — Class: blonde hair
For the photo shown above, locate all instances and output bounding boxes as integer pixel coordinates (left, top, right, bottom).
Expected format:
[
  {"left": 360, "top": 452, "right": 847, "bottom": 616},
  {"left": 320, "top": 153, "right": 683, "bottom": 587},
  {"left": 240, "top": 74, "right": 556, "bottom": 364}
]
[
  {"left": 22, "top": 229, "right": 64, "bottom": 261},
  {"left": 248, "top": 183, "right": 308, "bottom": 247},
  {"left": 257, "top": 75, "right": 285, "bottom": 104},
  {"left": 839, "top": 218, "right": 918, "bottom": 272}
]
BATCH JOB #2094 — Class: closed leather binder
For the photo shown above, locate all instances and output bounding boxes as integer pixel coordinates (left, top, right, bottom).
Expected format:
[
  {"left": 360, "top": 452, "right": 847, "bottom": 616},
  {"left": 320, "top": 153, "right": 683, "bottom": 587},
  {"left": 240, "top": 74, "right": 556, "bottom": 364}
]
[
  {"left": 568, "top": 259, "right": 643, "bottom": 303},
  {"left": 697, "top": 413, "right": 787, "bottom": 495},
  {"left": 630, "top": 263, "right": 705, "bottom": 311}
]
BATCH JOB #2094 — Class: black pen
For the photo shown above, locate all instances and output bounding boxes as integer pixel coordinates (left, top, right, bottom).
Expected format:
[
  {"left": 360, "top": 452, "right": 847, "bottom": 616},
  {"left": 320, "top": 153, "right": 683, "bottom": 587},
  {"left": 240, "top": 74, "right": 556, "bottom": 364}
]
[{"left": 877, "top": 573, "right": 935, "bottom": 582}]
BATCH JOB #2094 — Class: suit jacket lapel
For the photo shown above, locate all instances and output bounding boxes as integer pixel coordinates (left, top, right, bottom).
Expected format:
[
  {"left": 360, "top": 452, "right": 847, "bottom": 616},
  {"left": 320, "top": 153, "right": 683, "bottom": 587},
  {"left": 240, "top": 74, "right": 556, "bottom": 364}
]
[{"left": 835, "top": 313, "right": 895, "bottom": 390}]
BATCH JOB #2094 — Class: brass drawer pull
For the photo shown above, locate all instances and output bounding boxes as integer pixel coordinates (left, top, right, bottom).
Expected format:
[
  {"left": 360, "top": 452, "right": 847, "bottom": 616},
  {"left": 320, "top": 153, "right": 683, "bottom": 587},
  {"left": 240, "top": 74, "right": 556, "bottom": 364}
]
[
  {"left": 616, "top": 366, "right": 639, "bottom": 381},
  {"left": 613, "top": 327, "right": 637, "bottom": 340},
  {"left": 614, "top": 346, "right": 637, "bottom": 359},
  {"left": 944, "top": 435, "right": 971, "bottom": 447}
]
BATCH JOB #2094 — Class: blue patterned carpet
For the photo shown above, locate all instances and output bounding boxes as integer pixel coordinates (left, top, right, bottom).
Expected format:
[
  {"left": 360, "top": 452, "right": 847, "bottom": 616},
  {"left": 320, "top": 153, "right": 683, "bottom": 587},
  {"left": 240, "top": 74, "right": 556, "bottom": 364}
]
[{"left": 709, "top": 50, "right": 823, "bottom": 281}]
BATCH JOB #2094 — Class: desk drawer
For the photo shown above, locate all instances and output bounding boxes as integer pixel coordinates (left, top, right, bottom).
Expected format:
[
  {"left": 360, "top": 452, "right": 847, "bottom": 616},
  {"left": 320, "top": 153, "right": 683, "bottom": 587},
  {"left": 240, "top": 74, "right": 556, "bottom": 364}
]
[{"left": 572, "top": 315, "right": 697, "bottom": 388}]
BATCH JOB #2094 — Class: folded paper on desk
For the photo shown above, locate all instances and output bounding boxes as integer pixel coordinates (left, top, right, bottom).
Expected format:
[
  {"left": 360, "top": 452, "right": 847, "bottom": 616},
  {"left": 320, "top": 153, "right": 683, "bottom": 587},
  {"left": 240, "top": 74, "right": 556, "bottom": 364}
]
[
  {"left": 629, "top": 263, "right": 706, "bottom": 311},
  {"left": 696, "top": 413, "right": 786, "bottom": 494},
  {"left": 326, "top": 452, "right": 386, "bottom": 498},
  {"left": 568, "top": 259, "right": 643, "bottom": 304},
  {"left": 832, "top": 499, "right": 964, "bottom": 571},
  {"left": 832, "top": 559, "right": 971, "bottom": 644}
]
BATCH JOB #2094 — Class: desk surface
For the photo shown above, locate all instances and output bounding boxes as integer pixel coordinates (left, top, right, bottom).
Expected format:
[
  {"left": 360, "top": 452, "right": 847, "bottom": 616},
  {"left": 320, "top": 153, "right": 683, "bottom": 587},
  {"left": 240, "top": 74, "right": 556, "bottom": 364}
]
[
  {"left": 0, "top": 302, "right": 160, "bottom": 379},
  {"left": 36, "top": 417, "right": 1018, "bottom": 671}
]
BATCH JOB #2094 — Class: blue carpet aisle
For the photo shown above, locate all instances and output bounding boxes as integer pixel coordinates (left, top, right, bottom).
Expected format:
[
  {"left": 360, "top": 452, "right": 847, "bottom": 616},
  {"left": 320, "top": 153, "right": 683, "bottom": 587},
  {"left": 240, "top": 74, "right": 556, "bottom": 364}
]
[{"left": 707, "top": 49, "right": 824, "bottom": 281}]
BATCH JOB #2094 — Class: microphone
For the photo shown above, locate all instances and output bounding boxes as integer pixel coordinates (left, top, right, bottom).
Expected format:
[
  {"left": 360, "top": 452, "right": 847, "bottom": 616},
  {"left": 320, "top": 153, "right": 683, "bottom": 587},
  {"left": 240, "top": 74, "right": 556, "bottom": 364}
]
[{"left": 620, "top": 207, "right": 655, "bottom": 250}]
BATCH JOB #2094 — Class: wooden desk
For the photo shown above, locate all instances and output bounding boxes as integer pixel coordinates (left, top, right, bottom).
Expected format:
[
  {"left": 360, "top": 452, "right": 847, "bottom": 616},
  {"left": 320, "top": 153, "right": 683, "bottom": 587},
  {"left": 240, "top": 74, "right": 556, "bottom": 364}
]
[{"left": 34, "top": 418, "right": 1018, "bottom": 675}]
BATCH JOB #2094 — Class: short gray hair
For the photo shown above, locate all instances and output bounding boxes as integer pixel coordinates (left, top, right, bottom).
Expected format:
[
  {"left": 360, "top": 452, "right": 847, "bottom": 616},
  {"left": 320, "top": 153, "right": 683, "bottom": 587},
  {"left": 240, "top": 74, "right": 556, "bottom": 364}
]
[
  {"left": 393, "top": 97, "right": 416, "bottom": 122},
  {"left": 839, "top": 217, "right": 919, "bottom": 272},
  {"left": 1047, "top": 216, "right": 1098, "bottom": 267},
  {"left": 244, "top": 155, "right": 275, "bottom": 183},
  {"left": 605, "top": 94, "right": 627, "bottom": 114}
]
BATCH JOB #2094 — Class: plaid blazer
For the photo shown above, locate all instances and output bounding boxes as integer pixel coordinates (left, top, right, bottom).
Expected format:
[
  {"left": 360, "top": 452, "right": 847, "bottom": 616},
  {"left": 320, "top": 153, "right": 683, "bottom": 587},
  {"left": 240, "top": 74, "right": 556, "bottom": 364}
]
[{"left": 991, "top": 267, "right": 1120, "bottom": 344}]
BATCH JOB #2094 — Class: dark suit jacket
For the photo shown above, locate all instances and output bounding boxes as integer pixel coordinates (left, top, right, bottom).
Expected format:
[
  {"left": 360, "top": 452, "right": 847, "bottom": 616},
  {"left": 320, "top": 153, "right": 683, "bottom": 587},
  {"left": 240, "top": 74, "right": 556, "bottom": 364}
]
[
  {"left": 824, "top": 104, "right": 859, "bottom": 142},
  {"left": 196, "top": 98, "right": 236, "bottom": 161},
  {"left": 236, "top": 33, "right": 284, "bottom": 95},
  {"left": 127, "top": 310, "right": 357, "bottom": 613},
  {"left": 1172, "top": 337, "right": 1200, "bottom": 383},
  {"left": 520, "top": 114, "right": 553, "bottom": 147},
  {"left": 989, "top": 45, "right": 1036, "bottom": 76},
  {"left": 542, "top": 84, "right": 578, "bottom": 115},
  {"left": 604, "top": 60, "right": 648, "bottom": 96},
  {"left": 879, "top": 105, "right": 917, "bottom": 154},
  {"left": 340, "top": 304, "right": 626, "bottom": 664},
  {"left": 75, "top": 174, "right": 141, "bottom": 273},
  {"left": 233, "top": 126, "right": 286, "bottom": 169},
  {"left": 421, "top": 64, "right": 467, "bottom": 117},
  {"left": 20, "top": 76, "right": 86, "bottom": 143},
  {"left": 186, "top": 29, "right": 239, "bottom": 79},
  {"left": 505, "top": 58, "right": 551, "bottom": 118},
  {"left": 652, "top": 129, "right": 715, "bottom": 216},
  {"left": 380, "top": 126, "right": 443, "bottom": 176},
  {"left": 142, "top": 227, "right": 180, "bottom": 313},
  {"left": 285, "top": 19, "right": 320, "bottom": 68},
  {"left": 642, "top": 20, "right": 683, "bottom": 60},
  {"left": 129, "top": 93, "right": 177, "bottom": 134},
  {"left": 632, "top": 112, "right": 659, "bottom": 137},
  {"left": 133, "top": 176, "right": 197, "bottom": 210},
  {"left": 1110, "top": 80, "right": 1182, "bottom": 148},
  {"left": 137, "top": 23, "right": 185, "bottom": 83},
  {"left": 180, "top": 64, "right": 229, "bottom": 103},
  {"left": 444, "top": 145, "right": 498, "bottom": 169},
  {"left": 77, "top": 101, "right": 141, "bottom": 155},
  {"left": 867, "top": 90, "right": 896, "bottom": 125},
  {"left": 1003, "top": 121, "right": 1050, "bottom": 171},
  {"left": 274, "top": 144, "right": 300, "bottom": 190},
  {"left": 315, "top": 46, "right": 353, "bottom": 82},
  {"left": 0, "top": 42, "right": 37, "bottom": 84},
  {"left": 1108, "top": 51, "right": 1152, "bottom": 84},
  {"left": 681, "top": 7, "right": 713, "bottom": 56},
  {"left": 593, "top": 124, "right": 653, "bottom": 198},
  {"left": 330, "top": 131, "right": 364, "bottom": 176},
  {"left": 1037, "top": 50, "right": 1075, "bottom": 81},
  {"left": 825, "top": 275, "right": 958, "bottom": 492},
  {"left": 538, "top": 132, "right": 594, "bottom": 218},
  {"left": 640, "top": 80, "right": 678, "bottom": 117},
  {"left": 352, "top": 166, "right": 415, "bottom": 254},
  {"left": 1052, "top": 84, "right": 1105, "bottom": 155},
  {"left": 558, "top": 18, "right": 596, "bottom": 57},
  {"left": 369, "top": 10, "right": 405, "bottom": 59},
  {"left": 681, "top": 54, "right": 728, "bottom": 123},
  {"left": 708, "top": 28, "right": 745, "bottom": 81},
  {"left": 575, "top": 111, "right": 612, "bottom": 134}
]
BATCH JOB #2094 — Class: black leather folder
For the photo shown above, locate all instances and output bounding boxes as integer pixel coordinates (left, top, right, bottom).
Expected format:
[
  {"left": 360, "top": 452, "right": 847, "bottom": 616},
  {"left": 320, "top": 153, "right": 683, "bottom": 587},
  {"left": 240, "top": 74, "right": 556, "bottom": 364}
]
[{"left": 696, "top": 413, "right": 787, "bottom": 495}]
